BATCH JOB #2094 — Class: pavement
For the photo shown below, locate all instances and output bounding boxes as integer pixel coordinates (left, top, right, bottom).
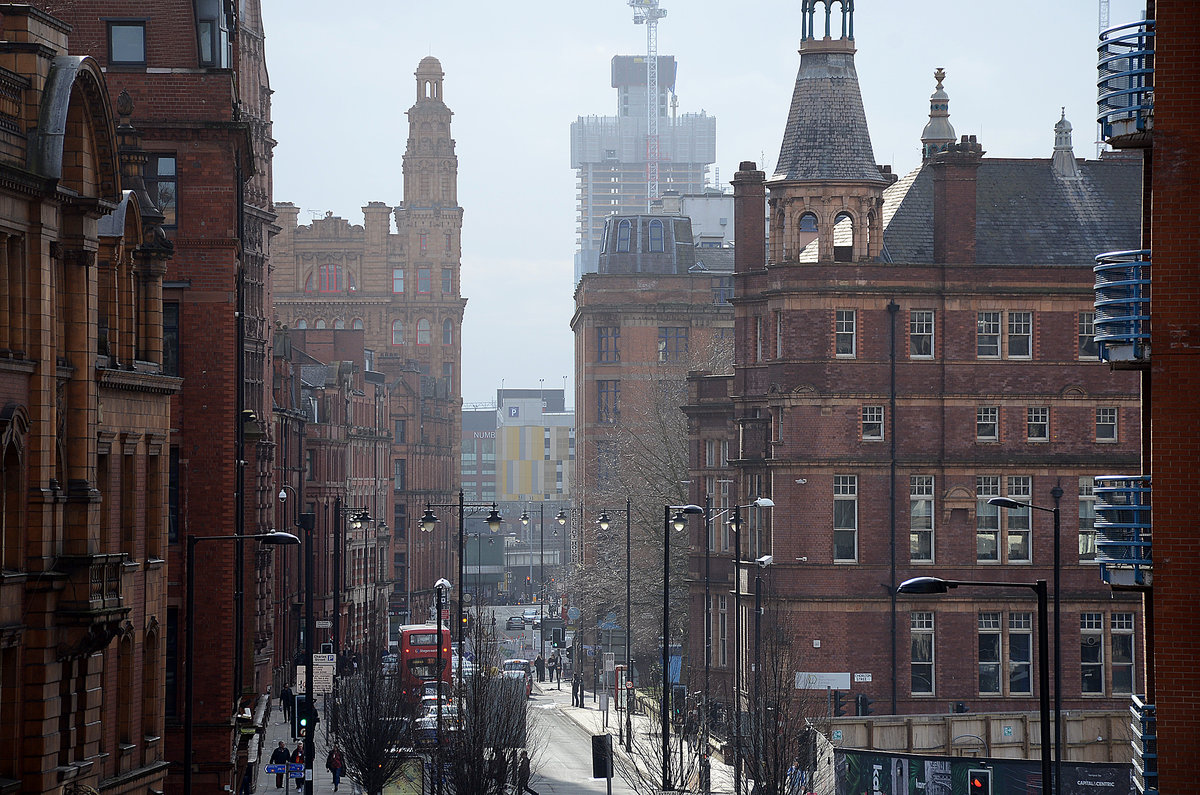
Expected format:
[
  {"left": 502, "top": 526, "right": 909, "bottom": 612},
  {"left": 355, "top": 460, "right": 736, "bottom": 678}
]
[
  {"left": 531, "top": 675, "right": 738, "bottom": 794},
  {"left": 255, "top": 700, "right": 345, "bottom": 795}
]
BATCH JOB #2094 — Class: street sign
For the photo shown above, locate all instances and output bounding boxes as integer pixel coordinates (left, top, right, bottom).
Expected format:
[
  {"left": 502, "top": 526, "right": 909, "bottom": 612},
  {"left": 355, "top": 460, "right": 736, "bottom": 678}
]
[
  {"left": 831, "top": 729, "right": 843, "bottom": 741},
  {"left": 567, "top": 606, "right": 581, "bottom": 621},
  {"left": 288, "top": 764, "right": 305, "bottom": 773},
  {"left": 313, "top": 653, "right": 337, "bottom": 664},
  {"left": 315, "top": 619, "right": 332, "bottom": 629},
  {"left": 795, "top": 671, "right": 852, "bottom": 690},
  {"left": 265, "top": 765, "right": 286, "bottom": 774},
  {"left": 853, "top": 673, "right": 872, "bottom": 683}
]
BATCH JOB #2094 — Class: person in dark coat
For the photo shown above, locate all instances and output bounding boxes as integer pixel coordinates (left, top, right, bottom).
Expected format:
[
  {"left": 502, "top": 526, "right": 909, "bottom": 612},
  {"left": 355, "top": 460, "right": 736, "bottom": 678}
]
[
  {"left": 490, "top": 748, "right": 508, "bottom": 793},
  {"left": 517, "top": 750, "right": 532, "bottom": 793},
  {"left": 281, "top": 685, "right": 295, "bottom": 725},
  {"left": 534, "top": 654, "right": 545, "bottom": 683},
  {"left": 325, "top": 746, "right": 345, "bottom": 792},
  {"left": 269, "top": 741, "right": 290, "bottom": 788}
]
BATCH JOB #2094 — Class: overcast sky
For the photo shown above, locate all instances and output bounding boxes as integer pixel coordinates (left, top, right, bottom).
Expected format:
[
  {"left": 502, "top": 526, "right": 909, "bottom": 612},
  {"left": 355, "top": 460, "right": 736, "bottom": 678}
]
[{"left": 262, "top": 0, "right": 1144, "bottom": 406}]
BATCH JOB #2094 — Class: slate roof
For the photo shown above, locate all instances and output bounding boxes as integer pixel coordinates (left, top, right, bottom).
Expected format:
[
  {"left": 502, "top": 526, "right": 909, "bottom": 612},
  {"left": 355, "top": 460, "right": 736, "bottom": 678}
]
[
  {"left": 879, "top": 157, "right": 1142, "bottom": 265},
  {"left": 773, "top": 50, "right": 887, "bottom": 184}
]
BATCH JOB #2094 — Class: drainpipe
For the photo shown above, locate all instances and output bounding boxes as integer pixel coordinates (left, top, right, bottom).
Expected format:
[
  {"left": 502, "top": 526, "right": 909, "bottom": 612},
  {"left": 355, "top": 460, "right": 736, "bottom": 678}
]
[{"left": 887, "top": 300, "right": 899, "bottom": 715}]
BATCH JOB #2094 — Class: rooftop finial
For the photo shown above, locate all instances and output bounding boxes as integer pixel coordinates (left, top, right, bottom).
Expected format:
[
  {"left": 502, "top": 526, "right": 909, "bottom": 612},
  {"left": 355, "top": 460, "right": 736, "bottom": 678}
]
[
  {"left": 1052, "top": 108, "right": 1081, "bottom": 179},
  {"left": 934, "top": 67, "right": 945, "bottom": 91},
  {"left": 921, "top": 67, "right": 956, "bottom": 162}
]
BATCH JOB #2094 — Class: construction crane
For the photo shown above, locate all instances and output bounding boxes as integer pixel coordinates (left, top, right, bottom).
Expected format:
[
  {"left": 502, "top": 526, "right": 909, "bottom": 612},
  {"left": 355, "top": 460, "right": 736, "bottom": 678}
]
[
  {"left": 630, "top": 0, "right": 667, "bottom": 210},
  {"left": 1097, "top": 0, "right": 1110, "bottom": 157}
]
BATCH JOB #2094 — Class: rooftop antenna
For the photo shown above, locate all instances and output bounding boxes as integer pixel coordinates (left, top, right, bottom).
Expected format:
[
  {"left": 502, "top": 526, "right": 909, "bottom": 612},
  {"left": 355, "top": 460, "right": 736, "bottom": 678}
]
[{"left": 630, "top": 0, "right": 667, "bottom": 211}]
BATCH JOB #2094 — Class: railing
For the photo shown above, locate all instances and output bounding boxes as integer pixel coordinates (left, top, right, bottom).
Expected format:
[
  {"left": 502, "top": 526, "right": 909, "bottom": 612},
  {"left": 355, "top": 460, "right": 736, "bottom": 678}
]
[
  {"left": 1094, "top": 250, "right": 1150, "bottom": 364},
  {"left": 1129, "top": 695, "right": 1157, "bottom": 795},
  {"left": 1094, "top": 475, "right": 1151, "bottom": 587},
  {"left": 1098, "top": 19, "right": 1155, "bottom": 142}
]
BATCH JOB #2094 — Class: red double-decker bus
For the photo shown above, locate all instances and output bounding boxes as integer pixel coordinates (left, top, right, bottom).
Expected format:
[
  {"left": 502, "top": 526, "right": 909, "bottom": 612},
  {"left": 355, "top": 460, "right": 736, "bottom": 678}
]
[{"left": 396, "top": 624, "right": 452, "bottom": 715}]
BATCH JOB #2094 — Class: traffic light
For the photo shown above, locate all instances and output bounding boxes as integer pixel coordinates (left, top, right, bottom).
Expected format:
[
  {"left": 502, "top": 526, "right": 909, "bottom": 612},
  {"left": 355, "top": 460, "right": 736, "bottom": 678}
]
[
  {"left": 968, "top": 768, "right": 992, "bottom": 795},
  {"left": 832, "top": 690, "right": 847, "bottom": 717},
  {"left": 293, "top": 693, "right": 308, "bottom": 738},
  {"left": 551, "top": 627, "right": 565, "bottom": 648},
  {"left": 855, "top": 693, "right": 874, "bottom": 716}
]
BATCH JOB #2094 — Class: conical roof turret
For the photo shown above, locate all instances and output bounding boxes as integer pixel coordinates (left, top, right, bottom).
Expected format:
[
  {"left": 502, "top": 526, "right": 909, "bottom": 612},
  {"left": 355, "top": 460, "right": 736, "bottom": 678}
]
[{"left": 921, "top": 68, "right": 956, "bottom": 162}]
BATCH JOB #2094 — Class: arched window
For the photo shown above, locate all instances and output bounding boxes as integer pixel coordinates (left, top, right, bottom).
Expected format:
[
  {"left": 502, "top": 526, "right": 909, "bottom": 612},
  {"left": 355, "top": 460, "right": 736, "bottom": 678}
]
[
  {"left": 314, "top": 319, "right": 326, "bottom": 329},
  {"left": 391, "top": 320, "right": 405, "bottom": 345},
  {"left": 648, "top": 219, "right": 665, "bottom": 253},
  {"left": 799, "top": 213, "right": 819, "bottom": 233},
  {"left": 833, "top": 212, "right": 854, "bottom": 262},
  {"left": 417, "top": 319, "right": 431, "bottom": 345},
  {"left": 296, "top": 319, "right": 307, "bottom": 329},
  {"left": 616, "top": 219, "right": 632, "bottom": 253},
  {"left": 442, "top": 318, "right": 453, "bottom": 345},
  {"left": 352, "top": 318, "right": 364, "bottom": 330},
  {"left": 317, "top": 264, "right": 344, "bottom": 292},
  {"left": 333, "top": 318, "right": 345, "bottom": 329}
]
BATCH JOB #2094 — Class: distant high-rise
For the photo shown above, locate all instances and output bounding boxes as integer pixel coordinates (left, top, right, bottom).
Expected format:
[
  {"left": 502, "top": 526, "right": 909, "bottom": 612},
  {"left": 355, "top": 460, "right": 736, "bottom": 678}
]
[{"left": 571, "top": 55, "right": 716, "bottom": 281}]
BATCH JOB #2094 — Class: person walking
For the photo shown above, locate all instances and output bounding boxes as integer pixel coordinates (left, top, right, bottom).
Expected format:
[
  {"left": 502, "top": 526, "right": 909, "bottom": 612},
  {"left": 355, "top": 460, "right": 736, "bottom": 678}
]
[
  {"left": 517, "top": 750, "right": 532, "bottom": 794},
  {"left": 490, "top": 748, "right": 508, "bottom": 793},
  {"left": 269, "top": 741, "right": 290, "bottom": 788},
  {"left": 547, "top": 652, "right": 558, "bottom": 683},
  {"left": 291, "top": 742, "right": 305, "bottom": 766},
  {"left": 571, "top": 669, "right": 583, "bottom": 707},
  {"left": 326, "top": 746, "right": 345, "bottom": 792},
  {"left": 280, "top": 685, "right": 294, "bottom": 726},
  {"left": 534, "top": 653, "right": 545, "bottom": 683}
]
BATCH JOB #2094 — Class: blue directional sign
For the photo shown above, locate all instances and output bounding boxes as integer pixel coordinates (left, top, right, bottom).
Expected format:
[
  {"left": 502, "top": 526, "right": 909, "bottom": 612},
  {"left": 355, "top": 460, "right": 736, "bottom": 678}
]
[{"left": 265, "top": 764, "right": 286, "bottom": 774}]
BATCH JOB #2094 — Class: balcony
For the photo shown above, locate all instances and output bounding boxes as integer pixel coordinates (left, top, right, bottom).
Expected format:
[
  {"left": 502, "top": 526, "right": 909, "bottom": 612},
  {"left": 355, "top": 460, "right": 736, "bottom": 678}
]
[
  {"left": 1094, "top": 475, "right": 1151, "bottom": 587},
  {"left": 1098, "top": 19, "right": 1154, "bottom": 147},
  {"left": 1094, "top": 249, "right": 1150, "bottom": 366},
  {"left": 1129, "top": 695, "right": 1157, "bottom": 795}
]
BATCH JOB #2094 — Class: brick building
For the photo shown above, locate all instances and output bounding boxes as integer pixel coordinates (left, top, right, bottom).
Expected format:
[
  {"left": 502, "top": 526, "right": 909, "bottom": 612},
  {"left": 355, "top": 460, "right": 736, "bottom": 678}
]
[
  {"left": 1089, "top": 2, "right": 1200, "bottom": 791},
  {"left": 0, "top": 7, "right": 177, "bottom": 793},
  {"left": 272, "top": 57, "right": 461, "bottom": 630},
  {"left": 683, "top": 0, "right": 1143, "bottom": 757}
]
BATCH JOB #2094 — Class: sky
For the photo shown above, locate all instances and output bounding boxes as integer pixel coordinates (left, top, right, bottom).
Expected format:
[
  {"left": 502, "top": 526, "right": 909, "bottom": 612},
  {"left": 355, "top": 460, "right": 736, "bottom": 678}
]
[{"left": 261, "top": 0, "right": 1144, "bottom": 406}]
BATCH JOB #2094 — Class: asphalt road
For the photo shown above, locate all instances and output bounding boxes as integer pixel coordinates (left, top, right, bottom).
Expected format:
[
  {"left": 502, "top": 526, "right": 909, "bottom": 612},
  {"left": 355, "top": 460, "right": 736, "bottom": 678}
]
[{"left": 526, "top": 690, "right": 634, "bottom": 795}]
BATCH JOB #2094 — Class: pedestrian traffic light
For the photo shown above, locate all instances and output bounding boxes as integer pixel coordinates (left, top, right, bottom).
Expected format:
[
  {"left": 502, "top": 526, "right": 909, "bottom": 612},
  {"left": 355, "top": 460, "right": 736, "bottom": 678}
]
[
  {"left": 551, "top": 627, "right": 565, "bottom": 647},
  {"left": 293, "top": 693, "right": 308, "bottom": 738},
  {"left": 968, "top": 768, "right": 992, "bottom": 795},
  {"left": 855, "top": 693, "right": 874, "bottom": 716},
  {"left": 832, "top": 690, "right": 847, "bottom": 717}
]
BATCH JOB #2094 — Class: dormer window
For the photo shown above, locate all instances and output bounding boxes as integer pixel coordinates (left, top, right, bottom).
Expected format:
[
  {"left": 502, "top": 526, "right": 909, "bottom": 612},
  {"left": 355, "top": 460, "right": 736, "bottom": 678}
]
[{"left": 648, "top": 219, "right": 665, "bottom": 253}]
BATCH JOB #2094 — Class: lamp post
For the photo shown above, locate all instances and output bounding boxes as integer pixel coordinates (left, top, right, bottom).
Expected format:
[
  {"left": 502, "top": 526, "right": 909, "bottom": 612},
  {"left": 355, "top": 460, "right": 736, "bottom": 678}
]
[
  {"left": 420, "top": 493, "right": 503, "bottom": 697},
  {"left": 897, "top": 576, "right": 1051, "bottom": 795},
  {"left": 333, "top": 496, "right": 371, "bottom": 659},
  {"left": 990, "top": 486, "right": 1063, "bottom": 795},
  {"left": 597, "top": 499, "right": 634, "bottom": 750},
  {"left": 184, "top": 530, "right": 299, "bottom": 795},
  {"left": 661, "top": 503, "right": 704, "bottom": 792},
  {"left": 520, "top": 505, "right": 546, "bottom": 666},
  {"left": 752, "top": 554, "right": 774, "bottom": 790},
  {"left": 433, "top": 577, "right": 451, "bottom": 795},
  {"left": 726, "top": 497, "right": 775, "bottom": 795}
]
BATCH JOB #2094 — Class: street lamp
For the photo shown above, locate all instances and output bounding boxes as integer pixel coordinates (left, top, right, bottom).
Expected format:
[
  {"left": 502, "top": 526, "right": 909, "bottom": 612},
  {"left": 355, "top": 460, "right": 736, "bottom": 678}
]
[
  {"left": 420, "top": 492, "right": 502, "bottom": 697},
  {"left": 333, "top": 496, "right": 371, "bottom": 659},
  {"left": 433, "top": 577, "right": 451, "bottom": 795},
  {"left": 726, "top": 496, "right": 775, "bottom": 795},
  {"left": 753, "top": 554, "right": 774, "bottom": 791},
  {"left": 597, "top": 499, "right": 634, "bottom": 750},
  {"left": 520, "top": 505, "right": 547, "bottom": 666},
  {"left": 661, "top": 503, "right": 704, "bottom": 792},
  {"left": 897, "top": 576, "right": 1051, "bottom": 795},
  {"left": 989, "top": 486, "right": 1063, "bottom": 795},
  {"left": 184, "top": 530, "right": 299, "bottom": 795}
]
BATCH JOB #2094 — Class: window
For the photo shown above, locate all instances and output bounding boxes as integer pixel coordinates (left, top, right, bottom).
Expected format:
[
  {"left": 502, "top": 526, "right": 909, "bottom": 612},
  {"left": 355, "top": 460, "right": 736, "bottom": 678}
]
[
  {"left": 1006, "top": 476, "right": 1031, "bottom": 563},
  {"left": 417, "top": 268, "right": 431, "bottom": 294},
  {"left": 910, "top": 476, "right": 934, "bottom": 562},
  {"left": 1078, "top": 478, "right": 1097, "bottom": 561},
  {"left": 705, "top": 439, "right": 728, "bottom": 468},
  {"left": 976, "top": 477, "right": 1000, "bottom": 562},
  {"left": 195, "top": 0, "right": 230, "bottom": 67},
  {"left": 391, "top": 320, "right": 404, "bottom": 345},
  {"left": 1008, "top": 613, "right": 1033, "bottom": 694},
  {"left": 445, "top": 233, "right": 453, "bottom": 253},
  {"left": 911, "top": 612, "right": 934, "bottom": 694},
  {"left": 910, "top": 310, "right": 934, "bottom": 358},
  {"left": 145, "top": 155, "right": 177, "bottom": 227},
  {"left": 648, "top": 219, "right": 665, "bottom": 252},
  {"left": 977, "top": 311, "right": 1000, "bottom": 358},
  {"left": 442, "top": 318, "right": 453, "bottom": 346},
  {"left": 616, "top": 219, "right": 632, "bottom": 253},
  {"left": 333, "top": 318, "right": 345, "bottom": 329},
  {"left": 755, "top": 316, "right": 764, "bottom": 362},
  {"left": 352, "top": 318, "right": 363, "bottom": 330},
  {"left": 316, "top": 264, "right": 344, "bottom": 293},
  {"left": 833, "top": 475, "right": 857, "bottom": 562},
  {"left": 657, "top": 327, "right": 688, "bottom": 363},
  {"left": 419, "top": 233, "right": 428, "bottom": 253},
  {"left": 713, "top": 276, "right": 734, "bottom": 306},
  {"left": 862, "top": 406, "right": 884, "bottom": 441},
  {"left": 1027, "top": 408, "right": 1049, "bottom": 441},
  {"left": 442, "top": 362, "right": 453, "bottom": 393},
  {"left": 1079, "top": 311, "right": 1099, "bottom": 359},
  {"left": 1008, "top": 311, "right": 1032, "bottom": 358},
  {"left": 976, "top": 406, "right": 998, "bottom": 441},
  {"left": 163, "top": 301, "right": 179, "bottom": 376},
  {"left": 393, "top": 459, "right": 406, "bottom": 491},
  {"left": 1080, "top": 613, "right": 1104, "bottom": 694},
  {"left": 108, "top": 22, "right": 146, "bottom": 65},
  {"left": 1112, "top": 613, "right": 1135, "bottom": 694},
  {"left": 392, "top": 268, "right": 405, "bottom": 293},
  {"left": 1096, "top": 407, "right": 1117, "bottom": 441},
  {"left": 442, "top": 269, "right": 452, "bottom": 295},
  {"left": 775, "top": 311, "right": 783, "bottom": 359},
  {"left": 597, "top": 380, "right": 620, "bottom": 424},
  {"left": 394, "top": 419, "right": 407, "bottom": 444},
  {"left": 835, "top": 310, "right": 856, "bottom": 357},
  {"left": 314, "top": 319, "right": 326, "bottom": 329},
  {"left": 416, "top": 319, "right": 430, "bottom": 345},
  {"left": 597, "top": 326, "right": 620, "bottom": 363},
  {"left": 718, "top": 595, "right": 728, "bottom": 667},
  {"left": 978, "top": 612, "right": 1002, "bottom": 694},
  {"left": 296, "top": 319, "right": 307, "bottom": 329}
]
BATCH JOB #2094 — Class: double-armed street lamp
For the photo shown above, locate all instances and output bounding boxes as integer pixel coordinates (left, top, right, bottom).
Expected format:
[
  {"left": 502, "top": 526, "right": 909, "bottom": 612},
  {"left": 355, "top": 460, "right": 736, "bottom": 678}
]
[
  {"left": 989, "top": 487, "right": 1064, "bottom": 795},
  {"left": 897, "top": 576, "right": 1051, "bottom": 795},
  {"left": 597, "top": 500, "right": 634, "bottom": 749},
  {"left": 725, "top": 496, "right": 775, "bottom": 795},
  {"left": 520, "top": 505, "right": 547, "bottom": 664},
  {"left": 184, "top": 530, "right": 300, "bottom": 795},
  {"left": 433, "top": 577, "right": 451, "bottom": 795},
  {"left": 333, "top": 497, "right": 371, "bottom": 658},
  {"left": 661, "top": 503, "right": 704, "bottom": 792}
]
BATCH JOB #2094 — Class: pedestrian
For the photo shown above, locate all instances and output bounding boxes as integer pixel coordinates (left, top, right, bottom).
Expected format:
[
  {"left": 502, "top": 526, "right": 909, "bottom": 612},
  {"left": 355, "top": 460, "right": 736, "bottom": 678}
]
[
  {"left": 517, "top": 750, "right": 532, "bottom": 794},
  {"left": 571, "top": 669, "right": 583, "bottom": 707},
  {"left": 281, "top": 684, "right": 294, "bottom": 725},
  {"left": 490, "top": 747, "right": 507, "bottom": 793},
  {"left": 534, "top": 653, "right": 545, "bottom": 683},
  {"left": 547, "top": 652, "right": 558, "bottom": 683},
  {"left": 291, "top": 742, "right": 305, "bottom": 766},
  {"left": 326, "top": 746, "right": 345, "bottom": 792},
  {"left": 269, "top": 741, "right": 290, "bottom": 788}
]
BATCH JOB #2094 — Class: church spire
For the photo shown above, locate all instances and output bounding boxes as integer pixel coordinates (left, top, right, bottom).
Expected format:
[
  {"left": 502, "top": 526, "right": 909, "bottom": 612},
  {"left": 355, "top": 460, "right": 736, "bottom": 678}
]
[{"left": 921, "top": 68, "right": 956, "bottom": 162}]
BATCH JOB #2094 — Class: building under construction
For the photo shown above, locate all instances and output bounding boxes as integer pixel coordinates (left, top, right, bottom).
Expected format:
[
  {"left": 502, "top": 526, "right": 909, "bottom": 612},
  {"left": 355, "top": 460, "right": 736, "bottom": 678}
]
[{"left": 570, "top": 54, "right": 717, "bottom": 281}]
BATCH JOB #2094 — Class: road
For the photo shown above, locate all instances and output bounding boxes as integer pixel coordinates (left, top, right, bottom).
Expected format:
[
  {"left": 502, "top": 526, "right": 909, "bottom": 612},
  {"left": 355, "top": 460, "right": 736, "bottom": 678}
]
[{"left": 526, "top": 681, "right": 634, "bottom": 794}]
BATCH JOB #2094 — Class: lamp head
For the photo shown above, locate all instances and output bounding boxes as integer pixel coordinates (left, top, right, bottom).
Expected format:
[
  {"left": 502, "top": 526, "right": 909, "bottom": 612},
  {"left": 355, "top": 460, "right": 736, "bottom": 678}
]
[
  {"left": 420, "top": 507, "right": 438, "bottom": 533},
  {"left": 753, "top": 497, "right": 775, "bottom": 508},
  {"left": 257, "top": 530, "right": 301, "bottom": 546},
  {"left": 556, "top": 509, "right": 568, "bottom": 526},
  {"left": 987, "top": 497, "right": 1028, "bottom": 510},
  {"left": 486, "top": 505, "right": 504, "bottom": 532},
  {"left": 434, "top": 577, "right": 451, "bottom": 590},
  {"left": 896, "top": 576, "right": 955, "bottom": 595},
  {"left": 596, "top": 512, "right": 611, "bottom": 532}
]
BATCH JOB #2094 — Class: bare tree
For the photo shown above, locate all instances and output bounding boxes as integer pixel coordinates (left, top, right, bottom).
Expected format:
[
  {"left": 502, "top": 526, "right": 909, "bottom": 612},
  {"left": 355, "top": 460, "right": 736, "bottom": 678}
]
[{"left": 324, "top": 648, "right": 413, "bottom": 795}]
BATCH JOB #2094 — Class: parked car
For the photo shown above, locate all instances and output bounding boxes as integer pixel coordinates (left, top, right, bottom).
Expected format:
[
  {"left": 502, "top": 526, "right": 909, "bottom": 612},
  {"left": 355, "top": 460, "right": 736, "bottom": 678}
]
[
  {"left": 521, "top": 608, "right": 539, "bottom": 625},
  {"left": 505, "top": 615, "right": 525, "bottom": 631},
  {"left": 414, "top": 703, "right": 461, "bottom": 746},
  {"left": 502, "top": 659, "right": 534, "bottom": 698}
]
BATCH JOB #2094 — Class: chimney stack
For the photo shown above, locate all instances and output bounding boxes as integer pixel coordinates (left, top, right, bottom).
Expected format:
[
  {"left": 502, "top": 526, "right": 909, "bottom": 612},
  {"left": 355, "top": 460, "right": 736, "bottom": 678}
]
[
  {"left": 931, "top": 135, "right": 984, "bottom": 264},
  {"left": 732, "top": 161, "right": 766, "bottom": 273}
]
